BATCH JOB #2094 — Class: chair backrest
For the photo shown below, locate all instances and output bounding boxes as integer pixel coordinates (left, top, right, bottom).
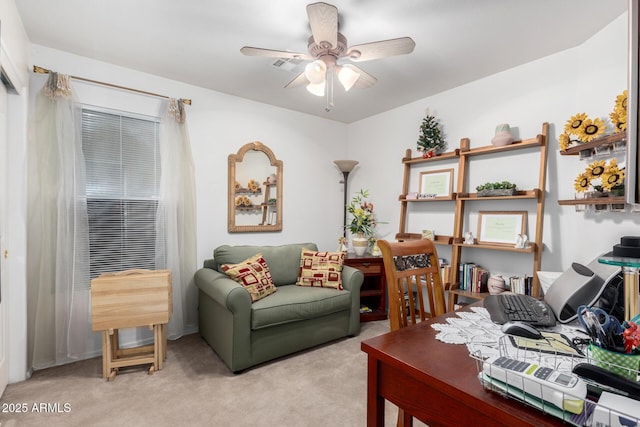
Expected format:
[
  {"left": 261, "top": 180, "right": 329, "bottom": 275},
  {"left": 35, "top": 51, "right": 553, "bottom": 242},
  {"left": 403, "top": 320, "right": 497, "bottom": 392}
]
[{"left": 377, "top": 239, "right": 447, "bottom": 332}]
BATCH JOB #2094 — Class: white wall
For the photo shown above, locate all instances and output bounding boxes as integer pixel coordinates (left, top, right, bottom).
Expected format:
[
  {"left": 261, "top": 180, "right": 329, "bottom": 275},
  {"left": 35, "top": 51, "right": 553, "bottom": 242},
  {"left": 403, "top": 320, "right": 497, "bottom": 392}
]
[
  {"left": 349, "top": 13, "right": 638, "bottom": 277},
  {"left": 1, "top": 0, "right": 30, "bottom": 384}
]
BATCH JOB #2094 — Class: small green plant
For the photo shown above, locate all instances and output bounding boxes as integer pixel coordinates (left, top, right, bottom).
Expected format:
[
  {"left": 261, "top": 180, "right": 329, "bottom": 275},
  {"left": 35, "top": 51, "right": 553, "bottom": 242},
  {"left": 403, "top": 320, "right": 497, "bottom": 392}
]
[{"left": 475, "top": 181, "right": 516, "bottom": 191}]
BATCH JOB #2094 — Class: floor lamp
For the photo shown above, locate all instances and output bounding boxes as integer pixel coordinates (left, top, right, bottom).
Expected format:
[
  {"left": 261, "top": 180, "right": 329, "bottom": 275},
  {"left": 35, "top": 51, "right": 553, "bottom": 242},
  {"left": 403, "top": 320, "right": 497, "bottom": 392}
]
[{"left": 334, "top": 160, "right": 359, "bottom": 237}]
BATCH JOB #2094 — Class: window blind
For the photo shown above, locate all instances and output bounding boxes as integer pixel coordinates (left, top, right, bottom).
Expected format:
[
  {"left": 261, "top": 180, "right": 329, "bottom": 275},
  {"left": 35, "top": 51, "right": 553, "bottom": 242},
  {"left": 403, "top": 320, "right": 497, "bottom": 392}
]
[{"left": 82, "top": 108, "right": 163, "bottom": 279}]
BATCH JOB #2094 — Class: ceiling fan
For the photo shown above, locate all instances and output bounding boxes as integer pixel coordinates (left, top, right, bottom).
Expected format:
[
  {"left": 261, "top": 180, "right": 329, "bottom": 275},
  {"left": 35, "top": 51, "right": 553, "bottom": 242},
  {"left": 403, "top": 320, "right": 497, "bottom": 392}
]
[{"left": 240, "top": 2, "right": 415, "bottom": 108}]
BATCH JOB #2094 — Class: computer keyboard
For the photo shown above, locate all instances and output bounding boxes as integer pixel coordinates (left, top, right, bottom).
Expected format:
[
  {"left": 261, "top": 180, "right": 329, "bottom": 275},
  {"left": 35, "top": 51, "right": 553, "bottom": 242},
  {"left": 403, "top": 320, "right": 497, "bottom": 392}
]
[{"left": 484, "top": 293, "right": 556, "bottom": 327}]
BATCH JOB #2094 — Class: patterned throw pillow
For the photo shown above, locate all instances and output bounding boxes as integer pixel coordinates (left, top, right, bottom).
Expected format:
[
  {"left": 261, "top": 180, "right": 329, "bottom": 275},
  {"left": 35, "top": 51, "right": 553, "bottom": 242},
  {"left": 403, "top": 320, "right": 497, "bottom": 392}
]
[
  {"left": 221, "top": 253, "right": 277, "bottom": 302},
  {"left": 296, "top": 250, "right": 344, "bottom": 290}
]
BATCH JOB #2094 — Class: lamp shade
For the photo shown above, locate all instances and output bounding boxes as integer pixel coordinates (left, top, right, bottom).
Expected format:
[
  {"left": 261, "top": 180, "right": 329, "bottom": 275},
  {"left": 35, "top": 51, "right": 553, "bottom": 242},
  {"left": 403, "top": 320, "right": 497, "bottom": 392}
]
[
  {"left": 334, "top": 160, "right": 359, "bottom": 173},
  {"left": 338, "top": 66, "right": 360, "bottom": 92},
  {"left": 305, "top": 60, "right": 327, "bottom": 84},
  {"left": 306, "top": 81, "right": 326, "bottom": 97}
]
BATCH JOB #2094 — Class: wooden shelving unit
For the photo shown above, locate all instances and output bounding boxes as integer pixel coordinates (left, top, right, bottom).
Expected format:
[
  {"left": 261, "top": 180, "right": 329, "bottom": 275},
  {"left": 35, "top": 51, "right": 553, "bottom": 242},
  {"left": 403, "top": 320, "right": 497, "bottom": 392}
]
[
  {"left": 260, "top": 181, "right": 277, "bottom": 225},
  {"left": 395, "top": 122, "right": 549, "bottom": 311},
  {"left": 559, "top": 132, "right": 626, "bottom": 156}
]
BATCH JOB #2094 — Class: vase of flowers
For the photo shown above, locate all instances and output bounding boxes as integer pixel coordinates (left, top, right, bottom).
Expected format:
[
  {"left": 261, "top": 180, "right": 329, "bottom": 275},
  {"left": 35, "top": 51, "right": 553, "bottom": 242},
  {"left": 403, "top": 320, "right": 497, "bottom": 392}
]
[
  {"left": 345, "top": 189, "right": 383, "bottom": 256},
  {"left": 352, "top": 233, "right": 369, "bottom": 256}
]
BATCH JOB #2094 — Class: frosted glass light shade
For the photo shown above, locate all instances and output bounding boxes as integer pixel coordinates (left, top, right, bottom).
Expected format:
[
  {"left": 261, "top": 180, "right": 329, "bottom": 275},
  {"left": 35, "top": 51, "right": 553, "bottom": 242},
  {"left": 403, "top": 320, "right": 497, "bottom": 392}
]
[
  {"left": 306, "top": 81, "right": 325, "bottom": 96},
  {"left": 338, "top": 66, "right": 360, "bottom": 91},
  {"left": 334, "top": 160, "right": 359, "bottom": 173},
  {"left": 305, "top": 60, "right": 327, "bottom": 84}
]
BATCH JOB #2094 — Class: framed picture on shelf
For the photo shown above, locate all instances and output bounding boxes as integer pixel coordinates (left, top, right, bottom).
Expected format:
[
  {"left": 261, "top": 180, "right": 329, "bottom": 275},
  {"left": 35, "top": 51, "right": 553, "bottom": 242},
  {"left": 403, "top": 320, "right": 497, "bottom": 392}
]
[
  {"left": 477, "top": 211, "right": 527, "bottom": 246},
  {"left": 418, "top": 169, "right": 453, "bottom": 198}
]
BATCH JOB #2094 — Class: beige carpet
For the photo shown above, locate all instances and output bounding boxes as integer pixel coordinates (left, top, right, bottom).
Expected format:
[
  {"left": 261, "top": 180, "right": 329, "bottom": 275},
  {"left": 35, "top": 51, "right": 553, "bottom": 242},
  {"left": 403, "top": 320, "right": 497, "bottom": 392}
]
[{"left": 0, "top": 321, "right": 428, "bottom": 427}]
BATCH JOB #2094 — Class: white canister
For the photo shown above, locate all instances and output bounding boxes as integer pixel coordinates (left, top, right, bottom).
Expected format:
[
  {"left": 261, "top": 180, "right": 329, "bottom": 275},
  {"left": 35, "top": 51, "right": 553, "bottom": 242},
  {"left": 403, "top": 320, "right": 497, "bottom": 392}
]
[{"left": 487, "top": 275, "right": 506, "bottom": 294}]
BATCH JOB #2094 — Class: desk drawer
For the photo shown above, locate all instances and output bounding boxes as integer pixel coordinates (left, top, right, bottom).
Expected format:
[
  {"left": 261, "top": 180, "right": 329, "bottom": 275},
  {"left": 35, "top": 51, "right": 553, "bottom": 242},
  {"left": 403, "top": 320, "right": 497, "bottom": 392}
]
[{"left": 349, "top": 262, "right": 381, "bottom": 275}]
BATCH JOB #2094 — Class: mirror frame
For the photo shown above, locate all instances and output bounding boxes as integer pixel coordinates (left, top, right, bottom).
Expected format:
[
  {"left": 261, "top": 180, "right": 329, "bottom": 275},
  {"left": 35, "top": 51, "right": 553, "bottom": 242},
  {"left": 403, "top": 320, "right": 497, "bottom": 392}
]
[{"left": 228, "top": 141, "right": 283, "bottom": 233}]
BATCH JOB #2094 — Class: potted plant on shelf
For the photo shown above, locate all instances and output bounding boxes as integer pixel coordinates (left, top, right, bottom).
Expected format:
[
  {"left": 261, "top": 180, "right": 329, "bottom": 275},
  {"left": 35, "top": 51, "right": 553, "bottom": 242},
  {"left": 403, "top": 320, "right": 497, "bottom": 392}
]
[
  {"left": 610, "top": 89, "right": 628, "bottom": 134},
  {"left": 475, "top": 181, "right": 517, "bottom": 197},
  {"left": 574, "top": 158, "right": 625, "bottom": 212},
  {"left": 346, "top": 189, "right": 383, "bottom": 256},
  {"left": 558, "top": 112, "right": 607, "bottom": 152}
]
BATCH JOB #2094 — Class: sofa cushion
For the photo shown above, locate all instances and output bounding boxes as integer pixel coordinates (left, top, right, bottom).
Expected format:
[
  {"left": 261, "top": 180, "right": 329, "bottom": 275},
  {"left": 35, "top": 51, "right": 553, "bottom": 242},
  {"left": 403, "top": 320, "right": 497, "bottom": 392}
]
[
  {"left": 214, "top": 243, "right": 318, "bottom": 286},
  {"left": 250, "top": 285, "right": 351, "bottom": 330},
  {"left": 221, "top": 254, "right": 277, "bottom": 302},
  {"left": 296, "top": 250, "right": 344, "bottom": 290}
]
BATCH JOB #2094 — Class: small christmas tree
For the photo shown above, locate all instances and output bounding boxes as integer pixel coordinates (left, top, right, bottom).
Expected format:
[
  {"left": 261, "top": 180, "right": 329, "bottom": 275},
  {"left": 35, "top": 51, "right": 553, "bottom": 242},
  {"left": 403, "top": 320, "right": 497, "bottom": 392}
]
[{"left": 417, "top": 112, "right": 446, "bottom": 157}]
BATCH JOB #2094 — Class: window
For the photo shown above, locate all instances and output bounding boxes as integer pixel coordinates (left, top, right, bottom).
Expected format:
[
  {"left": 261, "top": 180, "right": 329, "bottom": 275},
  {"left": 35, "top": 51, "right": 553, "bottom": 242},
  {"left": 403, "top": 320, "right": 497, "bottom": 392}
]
[{"left": 82, "top": 108, "right": 164, "bottom": 279}]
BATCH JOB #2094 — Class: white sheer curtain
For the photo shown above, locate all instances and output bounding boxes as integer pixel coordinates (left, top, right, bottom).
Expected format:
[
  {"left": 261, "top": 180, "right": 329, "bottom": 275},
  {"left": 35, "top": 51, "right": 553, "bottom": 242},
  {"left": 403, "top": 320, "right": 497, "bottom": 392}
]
[
  {"left": 155, "top": 99, "right": 198, "bottom": 338},
  {"left": 26, "top": 73, "right": 92, "bottom": 369}
]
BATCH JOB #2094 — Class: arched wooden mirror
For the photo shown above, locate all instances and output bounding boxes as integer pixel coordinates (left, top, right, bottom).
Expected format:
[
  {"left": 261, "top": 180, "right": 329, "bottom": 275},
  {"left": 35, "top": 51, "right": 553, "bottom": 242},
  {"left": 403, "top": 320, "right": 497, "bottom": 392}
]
[{"left": 228, "top": 142, "right": 283, "bottom": 232}]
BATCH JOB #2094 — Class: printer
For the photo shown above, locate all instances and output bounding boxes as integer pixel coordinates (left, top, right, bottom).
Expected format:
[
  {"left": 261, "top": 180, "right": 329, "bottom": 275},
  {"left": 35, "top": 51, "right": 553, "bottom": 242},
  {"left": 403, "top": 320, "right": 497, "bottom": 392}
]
[{"left": 544, "top": 255, "right": 621, "bottom": 323}]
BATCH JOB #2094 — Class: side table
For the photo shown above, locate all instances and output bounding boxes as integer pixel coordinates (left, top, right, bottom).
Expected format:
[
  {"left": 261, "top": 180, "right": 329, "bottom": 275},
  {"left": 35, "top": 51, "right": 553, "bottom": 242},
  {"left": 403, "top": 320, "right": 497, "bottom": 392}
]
[
  {"left": 598, "top": 253, "right": 640, "bottom": 320},
  {"left": 91, "top": 269, "right": 172, "bottom": 380},
  {"left": 344, "top": 253, "right": 387, "bottom": 322}
]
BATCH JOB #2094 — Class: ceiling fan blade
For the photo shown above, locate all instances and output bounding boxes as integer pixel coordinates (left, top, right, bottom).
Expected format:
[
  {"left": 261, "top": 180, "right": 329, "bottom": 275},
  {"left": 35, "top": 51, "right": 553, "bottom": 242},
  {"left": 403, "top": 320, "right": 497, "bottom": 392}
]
[
  {"left": 307, "top": 2, "right": 338, "bottom": 49},
  {"left": 240, "top": 46, "right": 312, "bottom": 60},
  {"left": 342, "top": 64, "right": 377, "bottom": 89},
  {"left": 346, "top": 37, "right": 416, "bottom": 62},
  {"left": 285, "top": 72, "right": 309, "bottom": 89}
]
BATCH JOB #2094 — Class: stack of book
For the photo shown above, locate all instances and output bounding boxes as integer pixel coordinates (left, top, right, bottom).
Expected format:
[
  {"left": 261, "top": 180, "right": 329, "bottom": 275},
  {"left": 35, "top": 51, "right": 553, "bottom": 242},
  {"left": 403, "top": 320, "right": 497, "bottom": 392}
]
[
  {"left": 458, "top": 262, "right": 489, "bottom": 293},
  {"left": 508, "top": 275, "right": 533, "bottom": 295}
]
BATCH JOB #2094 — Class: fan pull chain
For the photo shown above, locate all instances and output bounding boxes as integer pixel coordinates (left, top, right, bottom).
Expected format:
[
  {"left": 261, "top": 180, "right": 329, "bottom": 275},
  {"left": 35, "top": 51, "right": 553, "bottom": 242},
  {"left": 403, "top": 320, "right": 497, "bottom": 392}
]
[{"left": 325, "top": 69, "right": 335, "bottom": 112}]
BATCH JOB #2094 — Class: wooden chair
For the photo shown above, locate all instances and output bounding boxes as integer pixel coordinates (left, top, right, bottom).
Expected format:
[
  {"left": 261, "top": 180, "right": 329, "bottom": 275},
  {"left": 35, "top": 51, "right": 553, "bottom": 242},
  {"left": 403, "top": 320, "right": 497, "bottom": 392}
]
[
  {"left": 378, "top": 238, "right": 447, "bottom": 331},
  {"left": 377, "top": 238, "right": 448, "bottom": 427}
]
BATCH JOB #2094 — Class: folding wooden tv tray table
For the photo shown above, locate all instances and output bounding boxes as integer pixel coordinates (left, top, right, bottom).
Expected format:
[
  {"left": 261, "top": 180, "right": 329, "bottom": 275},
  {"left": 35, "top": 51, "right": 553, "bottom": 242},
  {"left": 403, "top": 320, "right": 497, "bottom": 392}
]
[{"left": 91, "top": 269, "right": 172, "bottom": 381}]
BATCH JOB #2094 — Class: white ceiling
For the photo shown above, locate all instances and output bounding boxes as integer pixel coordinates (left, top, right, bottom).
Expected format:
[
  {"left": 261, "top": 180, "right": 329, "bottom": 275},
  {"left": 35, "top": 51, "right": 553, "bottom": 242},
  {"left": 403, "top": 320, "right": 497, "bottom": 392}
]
[{"left": 16, "top": 0, "right": 628, "bottom": 123}]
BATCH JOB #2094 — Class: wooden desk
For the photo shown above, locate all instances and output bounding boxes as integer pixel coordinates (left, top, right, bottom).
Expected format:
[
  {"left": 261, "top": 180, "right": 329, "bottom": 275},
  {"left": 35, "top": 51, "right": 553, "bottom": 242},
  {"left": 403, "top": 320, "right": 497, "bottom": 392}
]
[{"left": 360, "top": 307, "right": 565, "bottom": 427}]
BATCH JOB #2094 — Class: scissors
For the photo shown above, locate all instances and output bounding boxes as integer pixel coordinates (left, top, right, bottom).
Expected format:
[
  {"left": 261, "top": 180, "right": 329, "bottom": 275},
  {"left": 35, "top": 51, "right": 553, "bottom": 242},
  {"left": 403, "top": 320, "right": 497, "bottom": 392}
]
[{"left": 577, "top": 305, "right": 623, "bottom": 350}]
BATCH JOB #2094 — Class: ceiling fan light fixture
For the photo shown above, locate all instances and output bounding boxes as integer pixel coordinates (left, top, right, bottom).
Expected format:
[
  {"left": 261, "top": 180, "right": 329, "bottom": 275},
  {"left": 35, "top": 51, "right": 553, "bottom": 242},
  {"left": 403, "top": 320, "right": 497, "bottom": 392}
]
[
  {"left": 306, "top": 81, "right": 326, "bottom": 96},
  {"left": 304, "top": 60, "right": 327, "bottom": 84},
  {"left": 338, "top": 66, "right": 360, "bottom": 92},
  {"left": 240, "top": 2, "right": 416, "bottom": 109}
]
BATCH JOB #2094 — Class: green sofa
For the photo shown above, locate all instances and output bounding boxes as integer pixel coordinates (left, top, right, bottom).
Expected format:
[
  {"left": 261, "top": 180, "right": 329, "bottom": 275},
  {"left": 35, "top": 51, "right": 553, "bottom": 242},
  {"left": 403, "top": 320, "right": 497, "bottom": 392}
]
[{"left": 194, "top": 243, "right": 364, "bottom": 373}]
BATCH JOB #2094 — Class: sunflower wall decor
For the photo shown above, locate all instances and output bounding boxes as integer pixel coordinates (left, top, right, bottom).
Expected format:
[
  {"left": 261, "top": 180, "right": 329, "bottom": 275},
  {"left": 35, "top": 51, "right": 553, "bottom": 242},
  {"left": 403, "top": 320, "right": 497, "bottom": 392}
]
[
  {"left": 558, "top": 113, "right": 606, "bottom": 151},
  {"left": 573, "top": 158, "right": 625, "bottom": 194},
  {"left": 559, "top": 90, "right": 628, "bottom": 152},
  {"left": 610, "top": 89, "right": 628, "bottom": 133}
]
